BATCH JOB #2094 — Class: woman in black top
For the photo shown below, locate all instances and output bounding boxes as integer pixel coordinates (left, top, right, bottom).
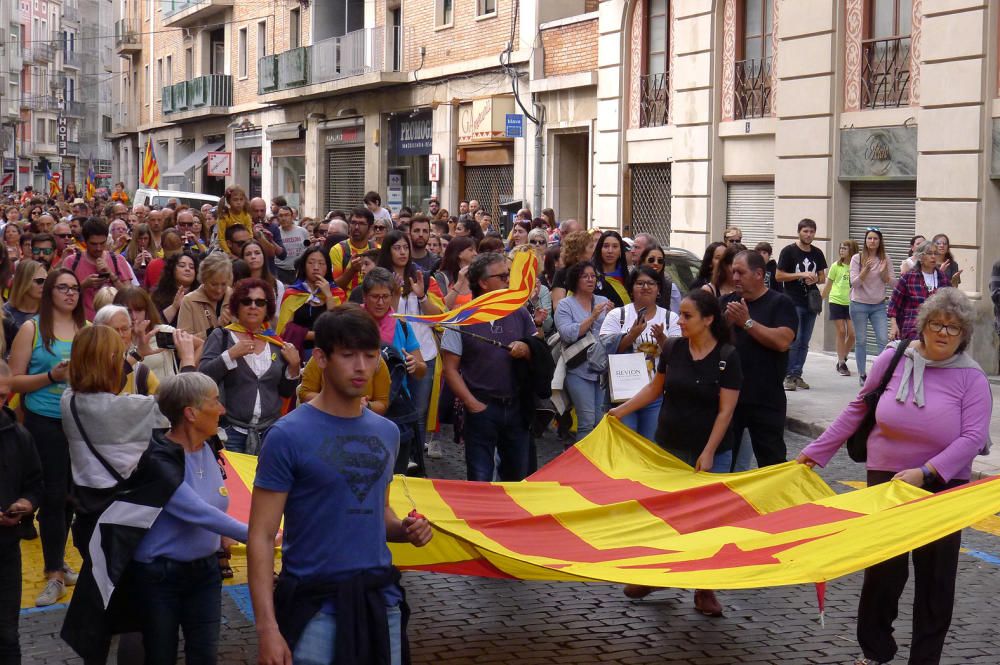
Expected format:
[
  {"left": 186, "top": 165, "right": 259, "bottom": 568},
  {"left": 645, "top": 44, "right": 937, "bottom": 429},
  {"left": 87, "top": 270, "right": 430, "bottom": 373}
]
[
  {"left": 691, "top": 242, "right": 725, "bottom": 291},
  {"left": 610, "top": 288, "right": 742, "bottom": 616}
]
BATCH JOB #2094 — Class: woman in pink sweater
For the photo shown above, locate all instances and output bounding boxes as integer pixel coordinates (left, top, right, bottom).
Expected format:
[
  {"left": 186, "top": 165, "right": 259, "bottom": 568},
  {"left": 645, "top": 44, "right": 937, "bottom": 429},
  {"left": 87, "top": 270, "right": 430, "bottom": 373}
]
[{"left": 798, "top": 288, "right": 991, "bottom": 665}]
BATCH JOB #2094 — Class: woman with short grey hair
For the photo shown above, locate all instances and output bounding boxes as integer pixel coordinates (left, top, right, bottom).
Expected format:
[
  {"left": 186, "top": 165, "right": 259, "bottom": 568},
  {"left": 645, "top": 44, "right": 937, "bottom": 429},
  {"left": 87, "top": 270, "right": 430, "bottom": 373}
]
[
  {"left": 888, "top": 240, "right": 952, "bottom": 344},
  {"left": 799, "top": 287, "right": 991, "bottom": 664},
  {"left": 177, "top": 253, "right": 233, "bottom": 339},
  {"left": 128, "top": 371, "right": 247, "bottom": 665}
]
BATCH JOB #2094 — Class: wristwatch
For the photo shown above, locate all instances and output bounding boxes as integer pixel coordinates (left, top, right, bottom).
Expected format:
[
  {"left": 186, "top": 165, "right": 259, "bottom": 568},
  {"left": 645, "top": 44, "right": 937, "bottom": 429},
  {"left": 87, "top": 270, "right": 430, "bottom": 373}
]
[{"left": 744, "top": 318, "right": 755, "bottom": 330}]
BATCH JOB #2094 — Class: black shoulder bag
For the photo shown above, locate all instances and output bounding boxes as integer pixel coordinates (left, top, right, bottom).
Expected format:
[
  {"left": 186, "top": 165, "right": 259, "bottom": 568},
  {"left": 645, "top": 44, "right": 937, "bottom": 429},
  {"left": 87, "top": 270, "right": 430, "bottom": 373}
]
[{"left": 845, "top": 339, "right": 910, "bottom": 463}]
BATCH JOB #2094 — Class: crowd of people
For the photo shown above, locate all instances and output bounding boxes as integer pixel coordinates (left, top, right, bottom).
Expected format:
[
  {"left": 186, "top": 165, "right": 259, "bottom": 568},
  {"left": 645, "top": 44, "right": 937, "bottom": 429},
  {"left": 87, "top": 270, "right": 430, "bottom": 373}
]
[{"left": 0, "top": 182, "right": 990, "bottom": 665}]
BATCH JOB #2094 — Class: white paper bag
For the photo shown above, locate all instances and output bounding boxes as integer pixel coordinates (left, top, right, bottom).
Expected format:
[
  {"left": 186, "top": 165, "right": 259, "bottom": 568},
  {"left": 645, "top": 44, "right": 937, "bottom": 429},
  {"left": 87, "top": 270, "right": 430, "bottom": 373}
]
[{"left": 608, "top": 353, "right": 652, "bottom": 403}]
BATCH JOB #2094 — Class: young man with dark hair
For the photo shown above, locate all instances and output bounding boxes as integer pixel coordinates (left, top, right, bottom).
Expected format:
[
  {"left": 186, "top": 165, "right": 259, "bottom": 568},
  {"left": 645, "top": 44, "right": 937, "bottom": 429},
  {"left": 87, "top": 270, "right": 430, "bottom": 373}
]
[
  {"left": 249, "top": 305, "right": 432, "bottom": 665},
  {"left": 30, "top": 233, "right": 57, "bottom": 268},
  {"left": 776, "top": 218, "right": 827, "bottom": 391},
  {"left": 69, "top": 217, "right": 138, "bottom": 319},
  {"left": 224, "top": 224, "right": 252, "bottom": 260},
  {"left": 408, "top": 215, "right": 438, "bottom": 273},
  {"left": 723, "top": 250, "right": 798, "bottom": 470}
]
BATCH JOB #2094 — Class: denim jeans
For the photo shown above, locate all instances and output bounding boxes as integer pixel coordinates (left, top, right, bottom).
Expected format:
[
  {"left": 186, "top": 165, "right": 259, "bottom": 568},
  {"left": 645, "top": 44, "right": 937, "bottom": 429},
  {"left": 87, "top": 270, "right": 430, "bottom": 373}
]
[
  {"left": 787, "top": 305, "right": 817, "bottom": 378},
  {"left": 849, "top": 300, "right": 888, "bottom": 376},
  {"left": 621, "top": 397, "right": 661, "bottom": 442},
  {"left": 0, "top": 540, "right": 20, "bottom": 665},
  {"left": 223, "top": 427, "right": 247, "bottom": 454},
  {"left": 293, "top": 605, "right": 403, "bottom": 665},
  {"left": 564, "top": 373, "right": 605, "bottom": 443},
  {"left": 731, "top": 431, "right": 757, "bottom": 472},
  {"left": 132, "top": 555, "right": 223, "bottom": 665},
  {"left": 463, "top": 398, "right": 531, "bottom": 481},
  {"left": 407, "top": 357, "right": 436, "bottom": 474}
]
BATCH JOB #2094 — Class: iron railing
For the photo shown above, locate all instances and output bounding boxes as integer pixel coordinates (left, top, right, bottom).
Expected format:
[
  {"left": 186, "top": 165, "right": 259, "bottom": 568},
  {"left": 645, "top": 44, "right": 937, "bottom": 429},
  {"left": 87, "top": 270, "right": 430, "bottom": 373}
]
[
  {"left": 163, "top": 74, "right": 232, "bottom": 115},
  {"left": 63, "top": 48, "right": 82, "bottom": 69},
  {"left": 861, "top": 36, "right": 910, "bottom": 109},
  {"left": 734, "top": 57, "right": 772, "bottom": 119},
  {"left": 21, "top": 95, "right": 62, "bottom": 112},
  {"left": 24, "top": 43, "right": 56, "bottom": 64},
  {"left": 64, "top": 100, "right": 86, "bottom": 117},
  {"left": 114, "top": 18, "right": 142, "bottom": 51},
  {"left": 638, "top": 72, "right": 669, "bottom": 128},
  {"left": 63, "top": 4, "right": 81, "bottom": 23}
]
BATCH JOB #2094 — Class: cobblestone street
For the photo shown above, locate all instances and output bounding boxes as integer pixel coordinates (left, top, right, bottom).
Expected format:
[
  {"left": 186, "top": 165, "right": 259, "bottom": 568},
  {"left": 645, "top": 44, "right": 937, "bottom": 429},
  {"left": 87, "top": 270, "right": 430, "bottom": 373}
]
[{"left": 17, "top": 427, "right": 1000, "bottom": 664}]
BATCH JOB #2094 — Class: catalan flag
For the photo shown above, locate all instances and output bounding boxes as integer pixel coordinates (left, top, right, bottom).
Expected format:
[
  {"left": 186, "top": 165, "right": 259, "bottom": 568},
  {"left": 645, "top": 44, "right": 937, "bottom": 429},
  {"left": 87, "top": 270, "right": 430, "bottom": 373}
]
[
  {"left": 274, "top": 280, "right": 346, "bottom": 336},
  {"left": 394, "top": 249, "right": 537, "bottom": 327},
  {"left": 224, "top": 322, "right": 286, "bottom": 348},
  {"left": 141, "top": 136, "right": 160, "bottom": 188},
  {"left": 221, "top": 416, "right": 1000, "bottom": 594},
  {"left": 85, "top": 160, "right": 96, "bottom": 200}
]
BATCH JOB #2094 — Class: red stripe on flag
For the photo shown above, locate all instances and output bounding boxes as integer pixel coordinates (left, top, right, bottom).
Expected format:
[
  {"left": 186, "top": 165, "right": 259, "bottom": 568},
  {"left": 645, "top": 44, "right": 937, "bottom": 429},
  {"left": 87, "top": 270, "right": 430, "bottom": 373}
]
[
  {"left": 432, "top": 479, "right": 674, "bottom": 563},
  {"left": 400, "top": 558, "right": 517, "bottom": 579},
  {"left": 732, "top": 503, "right": 865, "bottom": 535},
  {"left": 222, "top": 458, "right": 252, "bottom": 524},
  {"left": 529, "top": 447, "right": 760, "bottom": 535}
]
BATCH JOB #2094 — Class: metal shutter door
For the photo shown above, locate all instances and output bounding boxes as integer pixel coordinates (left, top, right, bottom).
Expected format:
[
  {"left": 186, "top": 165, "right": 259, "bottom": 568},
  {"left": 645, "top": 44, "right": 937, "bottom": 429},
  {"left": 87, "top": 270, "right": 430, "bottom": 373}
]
[
  {"left": 325, "top": 147, "right": 366, "bottom": 215},
  {"left": 463, "top": 165, "right": 514, "bottom": 225},
  {"left": 726, "top": 182, "right": 774, "bottom": 248},
  {"left": 849, "top": 182, "right": 916, "bottom": 356},
  {"left": 629, "top": 164, "right": 671, "bottom": 246}
]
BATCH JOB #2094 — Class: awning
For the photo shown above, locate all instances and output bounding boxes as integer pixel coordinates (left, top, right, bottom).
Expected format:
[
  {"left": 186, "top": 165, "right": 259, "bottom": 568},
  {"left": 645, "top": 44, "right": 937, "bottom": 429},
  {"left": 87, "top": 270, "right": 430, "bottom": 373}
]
[
  {"left": 162, "top": 141, "right": 224, "bottom": 179},
  {"left": 265, "top": 123, "right": 303, "bottom": 142}
]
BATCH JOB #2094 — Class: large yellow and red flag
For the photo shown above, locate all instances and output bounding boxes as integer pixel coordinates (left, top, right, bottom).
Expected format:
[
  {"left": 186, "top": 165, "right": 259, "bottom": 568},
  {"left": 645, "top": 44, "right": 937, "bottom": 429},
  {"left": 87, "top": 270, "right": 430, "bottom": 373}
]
[
  {"left": 142, "top": 136, "right": 160, "bottom": 188},
  {"left": 394, "top": 249, "right": 537, "bottom": 327},
  {"left": 223, "top": 417, "right": 1000, "bottom": 591}
]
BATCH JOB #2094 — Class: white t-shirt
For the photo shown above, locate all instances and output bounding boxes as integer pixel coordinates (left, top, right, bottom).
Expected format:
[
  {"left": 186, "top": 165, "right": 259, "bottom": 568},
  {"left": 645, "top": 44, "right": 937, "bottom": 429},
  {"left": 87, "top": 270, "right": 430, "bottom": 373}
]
[
  {"left": 599, "top": 304, "right": 681, "bottom": 370},
  {"left": 276, "top": 224, "right": 310, "bottom": 272}
]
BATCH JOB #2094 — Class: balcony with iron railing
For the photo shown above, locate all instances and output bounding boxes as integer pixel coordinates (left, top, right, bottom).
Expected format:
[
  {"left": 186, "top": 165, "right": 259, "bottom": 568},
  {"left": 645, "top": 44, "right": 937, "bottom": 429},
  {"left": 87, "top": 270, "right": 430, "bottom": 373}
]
[
  {"left": 24, "top": 42, "right": 56, "bottom": 64},
  {"left": 257, "top": 26, "right": 406, "bottom": 100},
  {"left": 64, "top": 141, "right": 81, "bottom": 156},
  {"left": 63, "top": 4, "right": 81, "bottom": 23},
  {"left": 21, "top": 95, "right": 63, "bottom": 113},
  {"left": 734, "top": 57, "right": 773, "bottom": 120},
  {"left": 63, "top": 48, "right": 83, "bottom": 69},
  {"left": 64, "top": 100, "right": 86, "bottom": 117},
  {"left": 162, "top": 74, "right": 232, "bottom": 120},
  {"left": 638, "top": 72, "right": 669, "bottom": 128},
  {"left": 861, "top": 36, "right": 911, "bottom": 110},
  {"left": 163, "top": 0, "right": 235, "bottom": 28},
  {"left": 115, "top": 18, "right": 142, "bottom": 55}
]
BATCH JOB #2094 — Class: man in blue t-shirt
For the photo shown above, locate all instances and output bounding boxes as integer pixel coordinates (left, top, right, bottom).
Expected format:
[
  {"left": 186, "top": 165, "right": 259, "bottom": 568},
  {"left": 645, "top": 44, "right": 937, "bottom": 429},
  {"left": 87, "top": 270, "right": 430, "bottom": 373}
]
[{"left": 248, "top": 305, "right": 432, "bottom": 665}]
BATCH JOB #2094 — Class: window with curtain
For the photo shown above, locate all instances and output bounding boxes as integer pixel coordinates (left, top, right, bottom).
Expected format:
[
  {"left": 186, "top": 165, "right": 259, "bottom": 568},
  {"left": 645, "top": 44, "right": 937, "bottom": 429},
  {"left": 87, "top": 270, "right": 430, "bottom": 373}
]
[
  {"left": 639, "top": 0, "right": 669, "bottom": 127},
  {"left": 734, "top": 0, "right": 773, "bottom": 119}
]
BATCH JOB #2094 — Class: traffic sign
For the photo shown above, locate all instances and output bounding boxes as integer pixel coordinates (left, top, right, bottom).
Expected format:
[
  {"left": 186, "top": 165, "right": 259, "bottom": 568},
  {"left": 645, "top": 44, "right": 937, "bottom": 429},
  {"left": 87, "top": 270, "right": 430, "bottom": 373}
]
[
  {"left": 505, "top": 114, "right": 523, "bottom": 138},
  {"left": 207, "top": 151, "right": 232, "bottom": 177}
]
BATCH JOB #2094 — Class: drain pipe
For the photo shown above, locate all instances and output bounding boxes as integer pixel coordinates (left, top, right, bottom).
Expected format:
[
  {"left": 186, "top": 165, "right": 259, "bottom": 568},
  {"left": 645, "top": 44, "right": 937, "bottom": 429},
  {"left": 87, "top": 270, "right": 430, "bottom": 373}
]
[{"left": 533, "top": 102, "right": 545, "bottom": 215}]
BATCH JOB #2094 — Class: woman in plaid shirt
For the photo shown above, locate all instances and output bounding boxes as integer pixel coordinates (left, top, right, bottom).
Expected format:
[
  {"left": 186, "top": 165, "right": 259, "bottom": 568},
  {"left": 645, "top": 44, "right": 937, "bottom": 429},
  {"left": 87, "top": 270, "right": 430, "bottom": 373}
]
[{"left": 889, "top": 240, "right": 951, "bottom": 341}]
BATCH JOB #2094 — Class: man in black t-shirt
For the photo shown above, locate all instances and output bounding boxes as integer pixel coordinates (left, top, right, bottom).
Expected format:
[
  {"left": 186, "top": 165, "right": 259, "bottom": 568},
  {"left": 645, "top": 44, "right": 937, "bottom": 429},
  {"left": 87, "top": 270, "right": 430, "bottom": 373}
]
[
  {"left": 775, "top": 219, "right": 827, "bottom": 391},
  {"left": 723, "top": 251, "right": 798, "bottom": 470}
]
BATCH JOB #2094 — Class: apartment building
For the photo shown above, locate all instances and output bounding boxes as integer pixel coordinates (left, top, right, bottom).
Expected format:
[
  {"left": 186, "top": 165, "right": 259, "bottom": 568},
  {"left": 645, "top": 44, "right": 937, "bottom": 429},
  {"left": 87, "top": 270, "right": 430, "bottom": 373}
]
[{"left": 0, "top": 0, "right": 114, "bottom": 193}]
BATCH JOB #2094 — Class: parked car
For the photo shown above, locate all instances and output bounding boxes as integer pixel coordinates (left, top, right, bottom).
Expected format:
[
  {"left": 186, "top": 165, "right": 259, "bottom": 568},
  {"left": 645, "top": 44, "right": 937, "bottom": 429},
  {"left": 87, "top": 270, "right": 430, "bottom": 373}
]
[
  {"left": 661, "top": 246, "right": 701, "bottom": 292},
  {"left": 132, "top": 188, "right": 219, "bottom": 210}
]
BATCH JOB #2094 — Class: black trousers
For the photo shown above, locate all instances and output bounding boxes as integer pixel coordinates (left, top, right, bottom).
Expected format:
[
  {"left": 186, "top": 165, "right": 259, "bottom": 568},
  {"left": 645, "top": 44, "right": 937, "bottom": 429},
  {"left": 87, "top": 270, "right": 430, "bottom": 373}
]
[
  {"left": 0, "top": 539, "right": 21, "bottom": 665},
  {"left": 24, "top": 409, "right": 72, "bottom": 574},
  {"left": 729, "top": 402, "right": 787, "bottom": 470},
  {"left": 857, "top": 470, "right": 966, "bottom": 665}
]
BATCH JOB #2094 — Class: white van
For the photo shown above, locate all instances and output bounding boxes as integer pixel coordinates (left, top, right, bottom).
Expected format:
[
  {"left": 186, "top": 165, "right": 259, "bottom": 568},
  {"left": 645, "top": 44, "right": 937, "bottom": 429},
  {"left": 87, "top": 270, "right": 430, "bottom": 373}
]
[{"left": 132, "top": 188, "right": 219, "bottom": 209}]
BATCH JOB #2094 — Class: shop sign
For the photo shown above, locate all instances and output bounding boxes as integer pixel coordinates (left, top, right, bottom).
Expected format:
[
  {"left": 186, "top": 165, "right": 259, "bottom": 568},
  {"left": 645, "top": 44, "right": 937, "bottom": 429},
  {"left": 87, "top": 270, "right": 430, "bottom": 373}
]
[
  {"left": 394, "top": 111, "right": 433, "bottom": 156},
  {"left": 428, "top": 154, "right": 440, "bottom": 182},
  {"left": 505, "top": 114, "right": 523, "bottom": 138},
  {"left": 324, "top": 126, "right": 363, "bottom": 146},
  {"left": 458, "top": 97, "right": 516, "bottom": 144},
  {"left": 57, "top": 116, "right": 68, "bottom": 156},
  {"left": 839, "top": 126, "right": 916, "bottom": 181},
  {"left": 207, "top": 151, "right": 232, "bottom": 177}
]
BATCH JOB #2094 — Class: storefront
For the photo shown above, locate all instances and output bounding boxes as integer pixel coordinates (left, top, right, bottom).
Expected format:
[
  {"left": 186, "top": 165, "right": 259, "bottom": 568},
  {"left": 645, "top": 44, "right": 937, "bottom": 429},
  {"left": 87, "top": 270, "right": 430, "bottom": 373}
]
[
  {"left": 321, "top": 118, "right": 366, "bottom": 216},
  {"left": 267, "top": 123, "right": 305, "bottom": 210},
  {"left": 386, "top": 110, "right": 432, "bottom": 213},
  {"left": 234, "top": 128, "right": 262, "bottom": 200},
  {"left": 456, "top": 96, "right": 515, "bottom": 231}
]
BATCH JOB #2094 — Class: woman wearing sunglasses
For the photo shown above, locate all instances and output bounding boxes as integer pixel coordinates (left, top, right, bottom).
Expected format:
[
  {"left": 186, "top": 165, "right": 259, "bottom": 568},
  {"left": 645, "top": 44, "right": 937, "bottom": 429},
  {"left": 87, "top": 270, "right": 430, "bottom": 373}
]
[
  {"left": 4, "top": 260, "right": 46, "bottom": 332},
  {"left": 638, "top": 245, "right": 681, "bottom": 313},
  {"left": 8, "top": 269, "right": 86, "bottom": 606},
  {"left": 198, "top": 278, "right": 301, "bottom": 454}
]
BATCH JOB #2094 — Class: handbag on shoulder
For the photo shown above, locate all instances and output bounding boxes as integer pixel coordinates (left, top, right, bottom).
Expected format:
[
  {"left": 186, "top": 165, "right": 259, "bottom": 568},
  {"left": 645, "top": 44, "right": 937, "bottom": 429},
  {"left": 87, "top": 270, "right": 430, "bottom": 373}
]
[{"left": 845, "top": 340, "right": 910, "bottom": 463}]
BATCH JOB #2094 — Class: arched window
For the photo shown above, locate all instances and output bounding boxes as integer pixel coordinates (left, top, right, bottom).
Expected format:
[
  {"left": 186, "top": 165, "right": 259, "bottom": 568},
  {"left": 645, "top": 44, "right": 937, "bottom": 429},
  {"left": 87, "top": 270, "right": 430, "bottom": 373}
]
[
  {"left": 735, "top": 0, "right": 773, "bottom": 119},
  {"left": 638, "top": 0, "right": 670, "bottom": 128},
  {"left": 861, "top": 0, "right": 912, "bottom": 108}
]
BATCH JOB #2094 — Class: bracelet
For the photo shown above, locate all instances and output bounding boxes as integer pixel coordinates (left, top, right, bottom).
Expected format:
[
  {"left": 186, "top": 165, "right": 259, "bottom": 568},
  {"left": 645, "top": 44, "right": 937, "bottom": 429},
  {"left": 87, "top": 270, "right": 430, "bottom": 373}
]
[
  {"left": 46, "top": 370, "right": 55, "bottom": 384},
  {"left": 920, "top": 465, "right": 935, "bottom": 485},
  {"left": 418, "top": 295, "right": 427, "bottom": 303}
]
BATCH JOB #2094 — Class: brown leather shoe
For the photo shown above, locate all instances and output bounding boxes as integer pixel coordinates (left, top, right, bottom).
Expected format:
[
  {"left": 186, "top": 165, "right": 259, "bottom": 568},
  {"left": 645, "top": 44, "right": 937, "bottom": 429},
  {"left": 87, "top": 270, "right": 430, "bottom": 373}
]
[
  {"left": 623, "top": 584, "right": 654, "bottom": 599},
  {"left": 693, "top": 589, "right": 723, "bottom": 617}
]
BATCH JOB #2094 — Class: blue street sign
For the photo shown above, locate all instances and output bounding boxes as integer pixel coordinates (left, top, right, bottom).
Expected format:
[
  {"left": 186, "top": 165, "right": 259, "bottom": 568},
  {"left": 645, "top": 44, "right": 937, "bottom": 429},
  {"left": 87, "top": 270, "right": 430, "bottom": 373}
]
[{"left": 505, "top": 113, "right": 523, "bottom": 138}]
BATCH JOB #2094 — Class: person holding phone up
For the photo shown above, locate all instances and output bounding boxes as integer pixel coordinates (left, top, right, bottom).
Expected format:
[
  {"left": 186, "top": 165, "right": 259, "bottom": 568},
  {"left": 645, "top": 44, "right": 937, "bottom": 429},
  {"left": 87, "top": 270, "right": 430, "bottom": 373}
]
[{"left": 0, "top": 359, "right": 43, "bottom": 664}]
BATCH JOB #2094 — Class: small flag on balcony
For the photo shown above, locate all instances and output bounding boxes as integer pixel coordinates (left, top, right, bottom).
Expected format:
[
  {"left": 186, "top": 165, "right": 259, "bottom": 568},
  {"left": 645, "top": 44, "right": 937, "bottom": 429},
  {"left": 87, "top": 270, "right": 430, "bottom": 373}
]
[{"left": 142, "top": 136, "right": 160, "bottom": 188}]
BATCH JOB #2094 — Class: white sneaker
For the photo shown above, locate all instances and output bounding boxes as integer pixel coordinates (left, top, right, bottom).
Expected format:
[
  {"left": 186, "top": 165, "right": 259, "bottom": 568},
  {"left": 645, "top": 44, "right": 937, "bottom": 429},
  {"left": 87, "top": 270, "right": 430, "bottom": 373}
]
[
  {"left": 35, "top": 579, "right": 66, "bottom": 607},
  {"left": 426, "top": 440, "right": 443, "bottom": 459},
  {"left": 62, "top": 565, "right": 78, "bottom": 587}
]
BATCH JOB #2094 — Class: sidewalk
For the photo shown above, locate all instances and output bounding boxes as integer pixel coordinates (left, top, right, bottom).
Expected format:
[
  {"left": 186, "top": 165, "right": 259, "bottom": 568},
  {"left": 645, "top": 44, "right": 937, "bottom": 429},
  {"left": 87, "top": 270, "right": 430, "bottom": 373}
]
[{"left": 786, "top": 350, "right": 1000, "bottom": 479}]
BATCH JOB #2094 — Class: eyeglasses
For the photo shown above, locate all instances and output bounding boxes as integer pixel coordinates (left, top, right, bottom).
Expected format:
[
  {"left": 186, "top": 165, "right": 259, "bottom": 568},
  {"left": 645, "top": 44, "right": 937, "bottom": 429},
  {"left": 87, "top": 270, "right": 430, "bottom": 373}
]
[
  {"left": 529, "top": 239, "right": 547, "bottom": 246},
  {"left": 53, "top": 284, "right": 80, "bottom": 294},
  {"left": 646, "top": 257, "right": 664, "bottom": 264},
  {"left": 367, "top": 293, "right": 392, "bottom": 302},
  {"left": 32, "top": 277, "right": 46, "bottom": 285},
  {"left": 32, "top": 247, "right": 54, "bottom": 256},
  {"left": 55, "top": 233, "right": 74, "bottom": 239},
  {"left": 487, "top": 272, "right": 510, "bottom": 281},
  {"left": 579, "top": 273, "right": 597, "bottom": 281},
  {"left": 349, "top": 220, "right": 368, "bottom": 227},
  {"left": 239, "top": 298, "right": 268, "bottom": 308},
  {"left": 927, "top": 321, "right": 962, "bottom": 337},
  {"left": 634, "top": 280, "right": 658, "bottom": 289}
]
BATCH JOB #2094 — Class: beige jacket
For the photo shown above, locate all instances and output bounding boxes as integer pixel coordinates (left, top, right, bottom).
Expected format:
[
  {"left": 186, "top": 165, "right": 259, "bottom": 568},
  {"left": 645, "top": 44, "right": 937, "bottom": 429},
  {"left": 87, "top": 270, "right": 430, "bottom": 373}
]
[{"left": 177, "top": 286, "right": 232, "bottom": 339}]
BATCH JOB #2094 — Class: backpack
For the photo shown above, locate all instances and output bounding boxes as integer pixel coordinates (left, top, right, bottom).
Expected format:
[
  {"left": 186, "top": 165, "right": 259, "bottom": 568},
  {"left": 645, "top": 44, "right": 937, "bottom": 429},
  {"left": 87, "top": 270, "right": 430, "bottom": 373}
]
[
  {"left": 381, "top": 321, "right": 418, "bottom": 425},
  {"left": 72, "top": 251, "right": 124, "bottom": 281},
  {"left": 337, "top": 238, "right": 378, "bottom": 271}
]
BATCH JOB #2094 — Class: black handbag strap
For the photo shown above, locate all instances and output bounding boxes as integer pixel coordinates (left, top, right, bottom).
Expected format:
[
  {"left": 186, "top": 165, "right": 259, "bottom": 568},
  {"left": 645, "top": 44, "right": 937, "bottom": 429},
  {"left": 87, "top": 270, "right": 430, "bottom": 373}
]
[
  {"left": 872, "top": 339, "right": 911, "bottom": 398},
  {"left": 70, "top": 394, "right": 126, "bottom": 484}
]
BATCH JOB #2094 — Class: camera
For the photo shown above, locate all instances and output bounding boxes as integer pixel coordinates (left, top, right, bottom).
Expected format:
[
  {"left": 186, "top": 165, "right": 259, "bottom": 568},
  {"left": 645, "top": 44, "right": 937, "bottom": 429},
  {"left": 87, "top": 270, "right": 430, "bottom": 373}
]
[{"left": 155, "top": 331, "right": 177, "bottom": 350}]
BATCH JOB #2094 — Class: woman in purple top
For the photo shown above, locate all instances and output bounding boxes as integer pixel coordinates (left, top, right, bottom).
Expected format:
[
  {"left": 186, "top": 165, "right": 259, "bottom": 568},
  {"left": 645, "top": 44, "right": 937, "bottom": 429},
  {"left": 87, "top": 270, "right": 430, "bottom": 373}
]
[{"left": 797, "top": 288, "right": 991, "bottom": 665}]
